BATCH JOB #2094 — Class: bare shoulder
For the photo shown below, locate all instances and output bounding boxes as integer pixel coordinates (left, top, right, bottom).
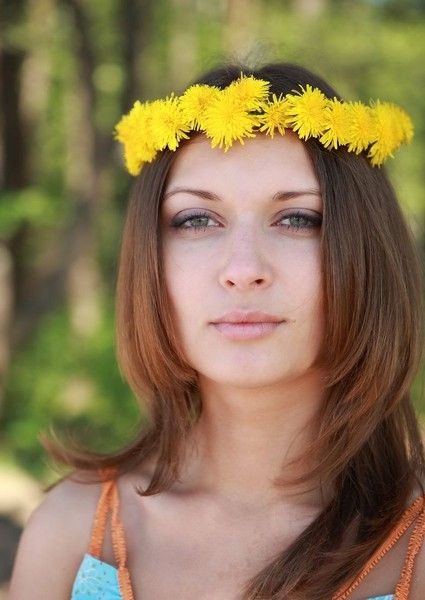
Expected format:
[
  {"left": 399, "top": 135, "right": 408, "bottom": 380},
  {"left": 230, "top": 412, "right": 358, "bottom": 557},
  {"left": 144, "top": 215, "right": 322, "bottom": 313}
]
[{"left": 8, "top": 469, "right": 103, "bottom": 600}]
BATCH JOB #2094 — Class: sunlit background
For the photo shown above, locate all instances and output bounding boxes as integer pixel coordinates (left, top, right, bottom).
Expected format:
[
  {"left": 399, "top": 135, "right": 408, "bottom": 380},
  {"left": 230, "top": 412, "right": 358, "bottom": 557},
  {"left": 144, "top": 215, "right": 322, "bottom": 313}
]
[{"left": 0, "top": 0, "right": 424, "bottom": 594}]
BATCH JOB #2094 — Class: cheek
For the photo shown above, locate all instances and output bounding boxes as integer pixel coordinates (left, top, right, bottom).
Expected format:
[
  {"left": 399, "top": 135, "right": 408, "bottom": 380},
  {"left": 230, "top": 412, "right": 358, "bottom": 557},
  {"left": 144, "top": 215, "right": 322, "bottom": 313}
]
[
  {"left": 279, "top": 244, "right": 323, "bottom": 309},
  {"left": 162, "top": 247, "right": 207, "bottom": 315}
]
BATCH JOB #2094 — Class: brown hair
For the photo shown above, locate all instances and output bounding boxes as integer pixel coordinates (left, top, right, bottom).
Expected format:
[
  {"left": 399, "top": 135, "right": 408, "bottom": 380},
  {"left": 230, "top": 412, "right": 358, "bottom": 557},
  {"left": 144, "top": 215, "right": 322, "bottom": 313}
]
[{"left": 41, "top": 62, "right": 425, "bottom": 599}]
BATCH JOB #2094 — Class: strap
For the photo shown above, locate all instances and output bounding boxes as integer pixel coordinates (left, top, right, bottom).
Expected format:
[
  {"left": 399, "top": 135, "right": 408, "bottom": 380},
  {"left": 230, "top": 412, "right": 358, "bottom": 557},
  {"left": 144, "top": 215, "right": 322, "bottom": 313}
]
[
  {"left": 88, "top": 466, "right": 135, "bottom": 599},
  {"left": 394, "top": 503, "right": 425, "bottom": 599},
  {"left": 332, "top": 493, "right": 425, "bottom": 600},
  {"left": 88, "top": 468, "right": 116, "bottom": 558},
  {"left": 110, "top": 482, "right": 135, "bottom": 600}
]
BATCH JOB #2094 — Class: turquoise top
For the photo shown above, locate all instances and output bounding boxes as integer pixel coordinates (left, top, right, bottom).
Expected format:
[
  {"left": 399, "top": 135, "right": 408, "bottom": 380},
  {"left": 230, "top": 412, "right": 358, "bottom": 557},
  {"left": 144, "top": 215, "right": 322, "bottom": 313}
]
[{"left": 70, "top": 552, "right": 395, "bottom": 600}]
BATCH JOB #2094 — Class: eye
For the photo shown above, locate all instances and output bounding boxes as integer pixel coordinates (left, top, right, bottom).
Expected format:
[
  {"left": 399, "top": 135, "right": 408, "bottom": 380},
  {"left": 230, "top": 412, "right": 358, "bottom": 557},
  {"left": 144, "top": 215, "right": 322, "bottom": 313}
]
[
  {"left": 277, "top": 210, "right": 322, "bottom": 232},
  {"left": 170, "top": 211, "right": 219, "bottom": 232},
  {"left": 170, "top": 210, "right": 322, "bottom": 233}
]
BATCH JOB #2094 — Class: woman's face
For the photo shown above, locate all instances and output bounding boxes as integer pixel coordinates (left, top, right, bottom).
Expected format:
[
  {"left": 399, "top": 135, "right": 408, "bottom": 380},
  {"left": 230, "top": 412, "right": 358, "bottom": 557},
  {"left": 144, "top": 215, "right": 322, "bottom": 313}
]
[{"left": 160, "top": 131, "right": 324, "bottom": 389}]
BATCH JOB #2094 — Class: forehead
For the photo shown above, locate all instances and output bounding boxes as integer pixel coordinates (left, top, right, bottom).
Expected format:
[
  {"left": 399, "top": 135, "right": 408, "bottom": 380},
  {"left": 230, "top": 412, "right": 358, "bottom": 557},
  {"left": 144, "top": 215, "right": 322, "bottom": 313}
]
[{"left": 165, "top": 131, "right": 319, "bottom": 194}]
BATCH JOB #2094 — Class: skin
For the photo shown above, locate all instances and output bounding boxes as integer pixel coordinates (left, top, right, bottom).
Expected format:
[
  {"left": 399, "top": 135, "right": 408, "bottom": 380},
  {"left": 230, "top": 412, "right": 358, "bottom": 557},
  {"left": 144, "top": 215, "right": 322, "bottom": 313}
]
[{"left": 160, "top": 130, "right": 328, "bottom": 510}]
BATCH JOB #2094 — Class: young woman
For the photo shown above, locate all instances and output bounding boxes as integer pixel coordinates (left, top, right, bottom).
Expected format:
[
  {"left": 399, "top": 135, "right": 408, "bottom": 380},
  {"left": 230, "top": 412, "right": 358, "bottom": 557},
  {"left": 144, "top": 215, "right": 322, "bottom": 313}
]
[{"left": 9, "top": 62, "right": 425, "bottom": 600}]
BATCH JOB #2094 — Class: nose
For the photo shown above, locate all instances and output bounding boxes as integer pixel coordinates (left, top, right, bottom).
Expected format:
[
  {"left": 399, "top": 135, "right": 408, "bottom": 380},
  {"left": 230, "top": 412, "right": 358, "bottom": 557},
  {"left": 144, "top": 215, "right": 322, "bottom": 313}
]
[{"left": 218, "top": 226, "right": 273, "bottom": 290}]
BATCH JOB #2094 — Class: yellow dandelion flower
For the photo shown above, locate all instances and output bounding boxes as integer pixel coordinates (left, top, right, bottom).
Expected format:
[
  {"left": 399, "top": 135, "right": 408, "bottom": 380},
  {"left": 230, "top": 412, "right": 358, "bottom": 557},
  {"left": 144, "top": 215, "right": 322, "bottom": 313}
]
[
  {"left": 226, "top": 73, "right": 271, "bottom": 111},
  {"left": 149, "top": 95, "right": 192, "bottom": 151},
  {"left": 368, "top": 101, "right": 401, "bottom": 166},
  {"left": 200, "top": 87, "right": 258, "bottom": 151},
  {"left": 179, "top": 84, "right": 221, "bottom": 130},
  {"left": 396, "top": 106, "right": 414, "bottom": 144},
  {"left": 344, "top": 101, "right": 377, "bottom": 154},
  {"left": 285, "top": 84, "right": 328, "bottom": 140},
  {"left": 386, "top": 104, "right": 413, "bottom": 149},
  {"left": 114, "top": 100, "right": 158, "bottom": 176},
  {"left": 123, "top": 148, "right": 155, "bottom": 176},
  {"left": 319, "top": 99, "right": 351, "bottom": 149},
  {"left": 257, "top": 93, "right": 290, "bottom": 138}
]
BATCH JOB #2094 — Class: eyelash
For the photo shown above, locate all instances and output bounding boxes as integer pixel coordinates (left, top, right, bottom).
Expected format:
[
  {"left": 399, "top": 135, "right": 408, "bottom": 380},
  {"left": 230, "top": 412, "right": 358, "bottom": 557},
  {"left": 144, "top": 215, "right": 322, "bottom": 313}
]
[{"left": 170, "top": 210, "right": 322, "bottom": 233}]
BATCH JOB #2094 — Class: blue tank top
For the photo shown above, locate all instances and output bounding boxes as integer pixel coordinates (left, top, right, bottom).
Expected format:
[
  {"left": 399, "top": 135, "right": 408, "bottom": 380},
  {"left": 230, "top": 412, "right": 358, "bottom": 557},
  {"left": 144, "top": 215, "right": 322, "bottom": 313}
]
[
  {"left": 70, "top": 469, "right": 425, "bottom": 600},
  {"left": 70, "top": 553, "right": 394, "bottom": 599}
]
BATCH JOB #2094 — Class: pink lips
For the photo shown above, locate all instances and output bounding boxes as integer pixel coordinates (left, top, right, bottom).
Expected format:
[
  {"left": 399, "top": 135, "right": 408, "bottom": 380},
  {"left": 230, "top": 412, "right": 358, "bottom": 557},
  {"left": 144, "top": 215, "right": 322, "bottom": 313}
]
[{"left": 211, "top": 310, "right": 284, "bottom": 340}]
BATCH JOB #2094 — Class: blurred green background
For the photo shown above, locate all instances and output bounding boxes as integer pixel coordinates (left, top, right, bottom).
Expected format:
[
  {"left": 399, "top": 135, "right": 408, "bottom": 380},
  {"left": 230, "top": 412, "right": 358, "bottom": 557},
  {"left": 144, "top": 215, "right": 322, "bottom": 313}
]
[{"left": 0, "top": 3, "right": 424, "bottom": 587}]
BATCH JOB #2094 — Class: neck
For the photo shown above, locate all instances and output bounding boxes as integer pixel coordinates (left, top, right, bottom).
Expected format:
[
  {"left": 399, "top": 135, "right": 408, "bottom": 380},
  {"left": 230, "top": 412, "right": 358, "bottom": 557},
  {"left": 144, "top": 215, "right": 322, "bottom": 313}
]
[{"left": 175, "top": 369, "right": 331, "bottom": 511}]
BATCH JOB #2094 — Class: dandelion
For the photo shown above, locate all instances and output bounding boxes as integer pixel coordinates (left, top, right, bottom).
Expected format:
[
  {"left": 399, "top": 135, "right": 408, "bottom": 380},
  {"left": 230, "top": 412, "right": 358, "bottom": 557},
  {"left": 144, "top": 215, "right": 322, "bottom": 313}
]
[
  {"left": 397, "top": 106, "right": 414, "bottom": 144},
  {"left": 149, "top": 94, "right": 192, "bottom": 152},
  {"left": 285, "top": 84, "right": 328, "bottom": 140},
  {"left": 258, "top": 93, "right": 290, "bottom": 138},
  {"left": 200, "top": 88, "right": 258, "bottom": 151},
  {"left": 368, "top": 101, "right": 402, "bottom": 166},
  {"left": 226, "top": 72, "right": 271, "bottom": 111},
  {"left": 319, "top": 99, "right": 351, "bottom": 149},
  {"left": 114, "top": 100, "right": 158, "bottom": 176},
  {"left": 345, "top": 101, "right": 377, "bottom": 154},
  {"left": 179, "top": 84, "right": 221, "bottom": 130}
]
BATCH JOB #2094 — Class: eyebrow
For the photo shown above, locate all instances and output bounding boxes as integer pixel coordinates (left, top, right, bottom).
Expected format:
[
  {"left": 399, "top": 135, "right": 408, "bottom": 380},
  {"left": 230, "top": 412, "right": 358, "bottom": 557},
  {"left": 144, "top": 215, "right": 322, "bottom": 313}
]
[{"left": 163, "top": 187, "right": 321, "bottom": 202}]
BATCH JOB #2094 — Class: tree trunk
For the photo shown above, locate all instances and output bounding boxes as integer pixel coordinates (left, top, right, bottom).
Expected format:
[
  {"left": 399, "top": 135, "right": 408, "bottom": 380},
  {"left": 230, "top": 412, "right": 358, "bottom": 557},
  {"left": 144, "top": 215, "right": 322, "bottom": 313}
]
[
  {"left": 0, "top": 0, "right": 29, "bottom": 413},
  {"left": 0, "top": 246, "right": 13, "bottom": 418},
  {"left": 221, "top": 0, "right": 262, "bottom": 65}
]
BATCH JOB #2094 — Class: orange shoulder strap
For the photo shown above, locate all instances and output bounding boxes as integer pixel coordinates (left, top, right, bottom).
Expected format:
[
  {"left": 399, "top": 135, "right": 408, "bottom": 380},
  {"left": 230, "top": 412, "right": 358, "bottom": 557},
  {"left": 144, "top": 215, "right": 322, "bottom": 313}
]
[
  {"left": 110, "top": 476, "right": 135, "bottom": 599},
  {"left": 332, "top": 493, "right": 425, "bottom": 600},
  {"left": 88, "top": 467, "right": 116, "bottom": 558},
  {"left": 394, "top": 502, "right": 425, "bottom": 599},
  {"left": 88, "top": 467, "right": 136, "bottom": 600}
]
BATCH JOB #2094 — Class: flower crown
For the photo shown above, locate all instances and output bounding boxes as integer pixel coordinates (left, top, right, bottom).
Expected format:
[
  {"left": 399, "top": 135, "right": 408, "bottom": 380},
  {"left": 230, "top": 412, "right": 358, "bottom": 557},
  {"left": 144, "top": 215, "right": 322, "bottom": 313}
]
[{"left": 113, "top": 73, "right": 413, "bottom": 176}]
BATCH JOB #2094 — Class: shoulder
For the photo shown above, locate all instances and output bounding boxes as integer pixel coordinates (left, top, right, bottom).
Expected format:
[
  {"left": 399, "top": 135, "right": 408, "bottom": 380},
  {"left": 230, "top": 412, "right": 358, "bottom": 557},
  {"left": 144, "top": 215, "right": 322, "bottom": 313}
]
[{"left": 8, "top": 469, "right": 104, "bottom": 600}]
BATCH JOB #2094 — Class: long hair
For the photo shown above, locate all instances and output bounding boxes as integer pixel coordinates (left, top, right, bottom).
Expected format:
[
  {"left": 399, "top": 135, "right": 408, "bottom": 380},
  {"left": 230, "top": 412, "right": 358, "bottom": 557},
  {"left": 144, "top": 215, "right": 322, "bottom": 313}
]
[{"left": 41, "top": 62, "right": 425, "bottom": 599}]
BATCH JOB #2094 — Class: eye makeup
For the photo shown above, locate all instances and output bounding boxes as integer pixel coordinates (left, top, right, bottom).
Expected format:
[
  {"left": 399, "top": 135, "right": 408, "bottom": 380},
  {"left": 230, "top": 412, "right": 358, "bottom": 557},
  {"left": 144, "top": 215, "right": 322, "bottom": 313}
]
[{"left": 169, "top": 209, "right": 322, "bottom": 234}]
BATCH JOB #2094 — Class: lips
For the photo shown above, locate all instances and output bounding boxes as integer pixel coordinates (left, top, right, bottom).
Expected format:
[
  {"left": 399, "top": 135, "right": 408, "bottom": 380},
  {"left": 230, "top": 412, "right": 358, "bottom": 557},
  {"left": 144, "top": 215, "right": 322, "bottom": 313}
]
[
  {"left": 211, "top": 310, "right": 284, "bottom": 324},
  {"left": 210, "top": 310, "right": 285, "bottom": 341},
  {"left": 213, "top": 321, "right": 281, "bottom": 338}
]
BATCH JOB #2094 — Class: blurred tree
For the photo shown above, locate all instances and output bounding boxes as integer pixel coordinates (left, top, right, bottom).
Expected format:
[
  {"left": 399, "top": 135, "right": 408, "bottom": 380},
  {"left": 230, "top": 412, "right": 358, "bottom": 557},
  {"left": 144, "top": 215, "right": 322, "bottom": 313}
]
[
  {"left": 0, "top": 0, "right": 29, "bottom": 188},
  {"left": 0, "top": 0, "right": 29, "bottom": 414},
  {"left": 60, "top": 0, "right": 156, "bottom": 338},
  {"left": 367, "top": 0, "right": 425, "bottom": 19},
  {"left": 168, "top": 0, "right": 198, "bottom": 89},
  {"left": 61, "top": 0, "right": 109, "bottom": 338},
  {"left": 292, "top": 0, "right": 326, "bottom": 17},
  {"left": 222, "top": 0, "right": 262, "bottom": 60}
]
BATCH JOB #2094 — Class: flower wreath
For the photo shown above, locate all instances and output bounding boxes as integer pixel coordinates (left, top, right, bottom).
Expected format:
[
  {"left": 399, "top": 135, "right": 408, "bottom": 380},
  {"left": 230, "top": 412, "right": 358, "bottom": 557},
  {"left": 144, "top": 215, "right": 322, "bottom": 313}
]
[{"left": 113, "top": 73, "right": 413, "bottom": 176}]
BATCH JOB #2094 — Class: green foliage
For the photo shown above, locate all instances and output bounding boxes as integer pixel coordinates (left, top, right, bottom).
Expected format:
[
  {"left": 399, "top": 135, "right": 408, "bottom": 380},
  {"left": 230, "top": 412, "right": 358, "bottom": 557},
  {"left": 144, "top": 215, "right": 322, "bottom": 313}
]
[
  {"left": 0, "top": 188, "right": 67, "bottom": 237},
  {"left": 1, "top": 295, "right": 142, "bottom": 480}
]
